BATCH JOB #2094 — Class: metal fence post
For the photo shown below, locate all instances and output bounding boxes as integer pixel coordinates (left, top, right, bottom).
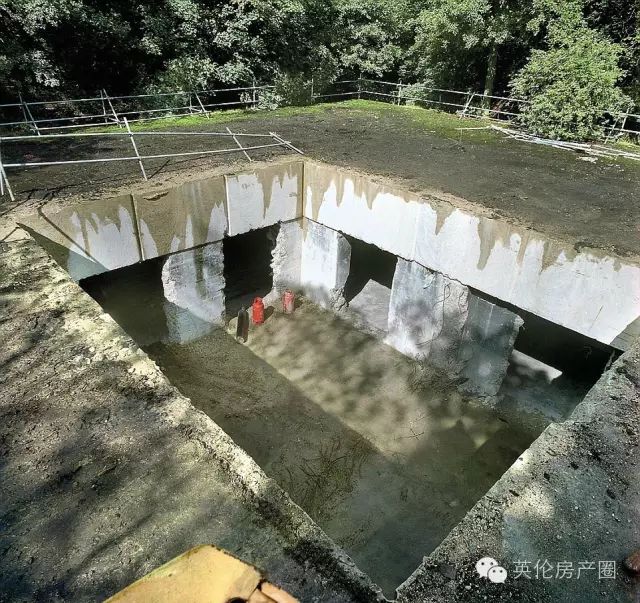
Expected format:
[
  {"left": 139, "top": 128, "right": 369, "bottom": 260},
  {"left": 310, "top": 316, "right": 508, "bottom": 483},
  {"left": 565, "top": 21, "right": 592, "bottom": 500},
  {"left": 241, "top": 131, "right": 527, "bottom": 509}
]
[
  {"left": 123, "top": 117, "right": 147, "bottom": 180},
  {"left": 103, "top": 89, "right": 122, "bottom": 127},
  {"left": 252, "top": 77, "right": 257, "bottom": 105},
  {"left": 194, "top": 91, "right": 209, "bottom": 118},
  {"left": 0, "top": 138, "right": 15, "bottom": 201},
  {"left": 396, "top": 80, "right": 403, "bottom": 105},
  {"left": 461, "top": 92, "right": 475, "bottom": 118},
  {"left": 310, "top": 76, "right": 314, "bottom": 104},
  {"left": 100, "top": 90, "right": 109, "bottom": 124},
  {"left": 19, "top": 93, "right": 40, "bottom": 135},
  {"left": 358, "top": 73, "right": 362, "bottom": 100}
]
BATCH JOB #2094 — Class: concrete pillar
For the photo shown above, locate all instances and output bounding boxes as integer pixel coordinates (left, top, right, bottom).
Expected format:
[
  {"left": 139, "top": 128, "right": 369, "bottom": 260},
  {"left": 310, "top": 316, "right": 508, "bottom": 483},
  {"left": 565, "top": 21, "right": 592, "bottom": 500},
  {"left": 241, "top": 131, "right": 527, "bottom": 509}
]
[
  {"left": 300, "top": 220, "right": 351, "bottom": 310},
  {"left": 458, "top": 295, "right": 523, "bottom": 397},
  {"left": 161, "top": 242, "right": 225, "bottom": 343},
  {"left": 268, "top": 220, "right": 304, "bottom": 303},
  {"left": 386, "top": 258, "right": 469, "bottom": 365},
  {"left": 387, "top": 258, "right": 522, "bottom": 397}
]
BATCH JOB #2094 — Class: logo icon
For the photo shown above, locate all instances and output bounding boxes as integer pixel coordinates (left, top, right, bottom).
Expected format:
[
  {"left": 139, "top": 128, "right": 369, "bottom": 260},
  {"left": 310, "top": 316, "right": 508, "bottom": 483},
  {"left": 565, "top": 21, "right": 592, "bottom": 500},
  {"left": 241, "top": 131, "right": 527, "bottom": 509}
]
[{"left": 476, "top": 557, "right": 508, "bottom": 583}]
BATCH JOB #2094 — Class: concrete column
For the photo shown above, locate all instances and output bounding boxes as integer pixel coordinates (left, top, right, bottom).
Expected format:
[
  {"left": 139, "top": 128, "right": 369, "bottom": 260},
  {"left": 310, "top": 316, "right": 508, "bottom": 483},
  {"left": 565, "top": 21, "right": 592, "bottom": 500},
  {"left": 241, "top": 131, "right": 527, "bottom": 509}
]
[
  {"left": 300, "top": 220, "right": 351, "bottom": 310},
  {"left": 386, "top": 258, "right": 469, "bottom": 365},
  {"left": 387, "top": 258, "right": 523, "bottom": 397},
  {"left": 161, "top": 242, "right": 225, "bottom": 343},
  {"left": 269, "top": 220, "right": 304, "bottom": 303},
  {"left": 458, "top": 295, "right": 523, "bottom": 397}
]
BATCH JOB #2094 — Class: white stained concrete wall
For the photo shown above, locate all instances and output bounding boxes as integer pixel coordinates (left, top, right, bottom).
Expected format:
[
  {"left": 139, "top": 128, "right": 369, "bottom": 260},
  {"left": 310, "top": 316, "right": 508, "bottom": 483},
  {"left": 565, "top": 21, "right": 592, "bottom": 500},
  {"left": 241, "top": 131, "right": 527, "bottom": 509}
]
[
  {"left": 225, "top": 162, "right": 303, "bottom": 236},
  {"left": 161, "top": 243, "right": 225, "bottom": 343},
  {"left": 300, "top": 219, "right": 351, "bottom": 310},
  {"left": 386, "top": 258, "right": 522, "bottom": 397},
  {"left": 135, "top": 176, "right": 227, "bottom": 260},
  {"left": 304, "top": 162, "right": 420, "bottom": 261},
  {"left": 20, "top": 195, "right": 141, "bottom": 281},
  {"left": 304, "top": 162, "right": 640, "bottom": 350},
  {"left": 413, "top": 205, "right": 640, "bottom": 350}
]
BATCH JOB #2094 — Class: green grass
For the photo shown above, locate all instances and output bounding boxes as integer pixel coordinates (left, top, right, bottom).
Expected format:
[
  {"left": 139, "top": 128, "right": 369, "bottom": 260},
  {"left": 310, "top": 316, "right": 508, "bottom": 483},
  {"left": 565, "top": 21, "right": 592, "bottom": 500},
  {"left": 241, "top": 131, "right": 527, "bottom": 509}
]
[{"left": 15, "top": 98, "right": 640, "bottom": 159}]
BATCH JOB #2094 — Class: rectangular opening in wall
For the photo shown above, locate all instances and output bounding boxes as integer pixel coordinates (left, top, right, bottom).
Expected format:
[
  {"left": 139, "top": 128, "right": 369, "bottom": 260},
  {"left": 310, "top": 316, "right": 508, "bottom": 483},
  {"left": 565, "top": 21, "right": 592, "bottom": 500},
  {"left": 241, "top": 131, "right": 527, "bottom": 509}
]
[
  {"left": 498, "top": 302, "right": 614, "bottom": 426},
  {"left": 342, "top": 234, "right": 397, "bottom": 333},
  {"left": 223, "top": 225, "right": 278, "bottom": 317}
]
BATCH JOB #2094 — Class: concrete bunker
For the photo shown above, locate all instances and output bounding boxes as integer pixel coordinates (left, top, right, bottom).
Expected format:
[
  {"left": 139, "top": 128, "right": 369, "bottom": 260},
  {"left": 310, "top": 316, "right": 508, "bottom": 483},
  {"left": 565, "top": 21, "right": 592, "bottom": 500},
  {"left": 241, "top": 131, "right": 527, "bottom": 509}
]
[{"left": 20, "top": 159, "right": 633, "bottom": 598}]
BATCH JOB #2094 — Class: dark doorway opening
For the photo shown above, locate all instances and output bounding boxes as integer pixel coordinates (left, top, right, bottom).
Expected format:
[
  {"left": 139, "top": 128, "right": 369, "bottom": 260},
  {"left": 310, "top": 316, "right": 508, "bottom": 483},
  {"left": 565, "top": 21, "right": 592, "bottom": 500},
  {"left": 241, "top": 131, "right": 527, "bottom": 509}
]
[
  {"left": 343, "top": 235, "right": 397, "bottom": 304},
  {"left": 223, "top": 225, "right": 278, "bottom": 317}
]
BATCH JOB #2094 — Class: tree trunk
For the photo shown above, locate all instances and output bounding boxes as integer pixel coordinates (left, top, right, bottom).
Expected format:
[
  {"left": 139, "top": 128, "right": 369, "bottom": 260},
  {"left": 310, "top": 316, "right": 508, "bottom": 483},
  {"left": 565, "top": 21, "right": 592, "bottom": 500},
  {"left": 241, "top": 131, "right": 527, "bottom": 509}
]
[{"left": 482, "top": 44, "right": 498, "bottom": 112}]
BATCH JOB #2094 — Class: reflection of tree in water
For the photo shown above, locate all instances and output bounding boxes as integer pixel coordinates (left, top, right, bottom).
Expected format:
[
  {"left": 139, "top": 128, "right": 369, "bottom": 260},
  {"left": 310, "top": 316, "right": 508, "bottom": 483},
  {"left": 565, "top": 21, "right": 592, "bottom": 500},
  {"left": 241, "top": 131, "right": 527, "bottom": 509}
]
[{"left": 288, "top": 436, "right": 373, "bottom": 521}]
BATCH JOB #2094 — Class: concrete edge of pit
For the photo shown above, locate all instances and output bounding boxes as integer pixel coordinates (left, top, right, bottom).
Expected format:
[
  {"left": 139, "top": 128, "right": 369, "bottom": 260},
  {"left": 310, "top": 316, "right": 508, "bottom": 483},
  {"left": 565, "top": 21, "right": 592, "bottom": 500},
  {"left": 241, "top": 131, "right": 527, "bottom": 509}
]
[{"left": 395, "top": 335, "right": 640, "bottom": 602}]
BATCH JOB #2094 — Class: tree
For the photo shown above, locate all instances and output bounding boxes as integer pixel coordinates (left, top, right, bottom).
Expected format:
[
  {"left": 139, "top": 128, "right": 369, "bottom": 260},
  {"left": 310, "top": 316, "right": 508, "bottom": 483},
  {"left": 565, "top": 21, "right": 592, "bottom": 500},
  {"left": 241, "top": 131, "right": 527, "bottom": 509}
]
[
  {"left": 332, "top": 0, "right": 411, "bottom": 79},
  {"left": 510, "top": 19, "right": 628, "bottom": 140},
  {"left": 405, "top": 0, "right": 591, "bottom": 99}
]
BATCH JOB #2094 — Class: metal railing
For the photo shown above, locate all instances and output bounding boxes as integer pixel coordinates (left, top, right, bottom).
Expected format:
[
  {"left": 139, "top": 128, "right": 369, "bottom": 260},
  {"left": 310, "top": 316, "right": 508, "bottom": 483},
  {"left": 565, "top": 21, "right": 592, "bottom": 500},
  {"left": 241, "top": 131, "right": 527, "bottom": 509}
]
[
  {"left": 0, "top": 82, "right": 274, "bottom": 134},
  {"left": 312, "top": 78, "right": 640, "bottom": 138},
  {"left": 0, "top": 125, "right": 302, "bottom": 202},
  {"left": 1, "top": 78, "right": 637, "bottom": 201},
  {"left": 2, "top": 78, "right": 637, "bottom": 138}
]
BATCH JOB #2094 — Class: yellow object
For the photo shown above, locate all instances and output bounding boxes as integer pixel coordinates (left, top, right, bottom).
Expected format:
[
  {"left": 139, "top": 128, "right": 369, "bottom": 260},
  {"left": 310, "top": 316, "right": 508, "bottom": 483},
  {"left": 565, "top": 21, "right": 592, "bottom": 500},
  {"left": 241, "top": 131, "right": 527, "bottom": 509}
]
[{"left": 105, "top": 545, "right": 263, "bottom": 603}]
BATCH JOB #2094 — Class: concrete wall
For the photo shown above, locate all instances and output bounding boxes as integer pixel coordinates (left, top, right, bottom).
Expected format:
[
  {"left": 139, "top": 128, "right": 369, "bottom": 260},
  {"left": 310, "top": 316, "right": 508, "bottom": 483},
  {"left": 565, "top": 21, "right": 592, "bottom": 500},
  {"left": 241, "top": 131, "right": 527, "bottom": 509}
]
[
  {"left": 135, "top": 177, "right": 227, "bottom": 259},
  {"left": 20, "top": 160, "right": 304, "bottom": 282},
  {"left": 225, "top": 162, "right": 303, "bottom": 236},
  {"left": 161, "top": 243, "right": 225, "bottom": 343},
  {"left": 304, "top": 162, "right": 640, "bottom": 351},
  {"left": 386, "top": 258, "right": 522, "bottom": 396},
  {"left": 20, "top": 194, "right": 142, "bottom": 281},
  {"left": 20, "top": 159, "right": 638, "bottom": 350}
]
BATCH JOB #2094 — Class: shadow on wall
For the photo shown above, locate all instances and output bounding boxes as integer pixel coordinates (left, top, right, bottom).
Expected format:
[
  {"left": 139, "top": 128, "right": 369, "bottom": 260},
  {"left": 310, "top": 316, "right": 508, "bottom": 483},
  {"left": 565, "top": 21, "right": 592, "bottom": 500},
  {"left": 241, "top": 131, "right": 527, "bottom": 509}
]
[
  {"left": 21, "top": 223, "right": 108, "bottom": 280},
  {"left": 342, "top": 235, "right": 397, "bottom": 304}
]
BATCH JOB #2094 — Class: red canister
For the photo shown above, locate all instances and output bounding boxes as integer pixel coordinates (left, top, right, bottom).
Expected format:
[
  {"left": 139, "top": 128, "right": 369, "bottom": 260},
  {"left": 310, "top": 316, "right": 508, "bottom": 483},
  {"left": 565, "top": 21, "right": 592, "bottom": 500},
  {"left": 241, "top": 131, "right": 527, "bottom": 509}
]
[
  {"left": 252, "top": 297, "right": 265, "bottom": 325},
  {"left": 282, "top": 290, "right": 295, "bottom": 314}
]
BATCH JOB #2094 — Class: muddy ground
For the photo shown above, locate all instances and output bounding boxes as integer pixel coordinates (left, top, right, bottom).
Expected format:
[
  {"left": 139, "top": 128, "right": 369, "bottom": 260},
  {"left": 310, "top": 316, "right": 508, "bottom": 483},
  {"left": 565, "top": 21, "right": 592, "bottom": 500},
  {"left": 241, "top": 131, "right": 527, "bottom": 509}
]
[{"left": 2, "top": 100, "right": 639, "bottom": 259}]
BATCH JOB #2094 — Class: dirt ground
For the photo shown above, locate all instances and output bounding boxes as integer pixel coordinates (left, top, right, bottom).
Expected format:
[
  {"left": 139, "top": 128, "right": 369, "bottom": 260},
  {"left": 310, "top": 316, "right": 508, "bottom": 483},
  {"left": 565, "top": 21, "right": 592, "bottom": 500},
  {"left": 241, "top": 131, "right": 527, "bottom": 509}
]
[{"left": 2, "top": 100, "right": 639, "bottom": 259}]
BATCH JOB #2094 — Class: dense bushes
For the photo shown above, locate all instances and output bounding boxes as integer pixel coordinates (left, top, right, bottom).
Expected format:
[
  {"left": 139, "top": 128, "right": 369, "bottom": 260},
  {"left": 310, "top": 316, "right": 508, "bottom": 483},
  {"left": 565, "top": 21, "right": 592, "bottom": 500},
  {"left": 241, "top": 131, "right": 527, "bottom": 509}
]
[{"left": 511, "top": 19, "right": 629, "bottom": 140}]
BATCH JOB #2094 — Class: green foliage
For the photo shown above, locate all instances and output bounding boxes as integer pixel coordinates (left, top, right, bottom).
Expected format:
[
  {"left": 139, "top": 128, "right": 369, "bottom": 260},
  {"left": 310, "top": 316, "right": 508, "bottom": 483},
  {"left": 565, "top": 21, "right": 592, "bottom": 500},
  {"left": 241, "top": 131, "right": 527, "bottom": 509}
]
[
  {"left": 511, "top": 20, "right": 628, "bottom": 140},
  {"left": 0, "top": 0, "right": 637, "bottom": 144}
]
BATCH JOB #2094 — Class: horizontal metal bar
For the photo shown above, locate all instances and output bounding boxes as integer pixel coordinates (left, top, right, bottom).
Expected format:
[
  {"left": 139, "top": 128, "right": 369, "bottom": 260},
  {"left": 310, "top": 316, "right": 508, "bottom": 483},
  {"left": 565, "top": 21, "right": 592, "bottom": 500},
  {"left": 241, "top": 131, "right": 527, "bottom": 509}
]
[
  {"left": 0, "top": 130, "right": 275, "bottom": 142},
  {"left": 355, "top": 79, "right": 530, "bottom": 103},
  {"left": 24, "top": 96, "right": 104, "bottom": 107},
  {"left": 3, "top": 141, "right": 288, "bottom": 168},
  {"left": 363, "top": 90, "right": 468, "bottom": 110},
  {"left": 107, "top": 85, "right": 273, "bottom": 101},
  {"left": 312, "top": 92, "right": 359, "bottom": 99}
]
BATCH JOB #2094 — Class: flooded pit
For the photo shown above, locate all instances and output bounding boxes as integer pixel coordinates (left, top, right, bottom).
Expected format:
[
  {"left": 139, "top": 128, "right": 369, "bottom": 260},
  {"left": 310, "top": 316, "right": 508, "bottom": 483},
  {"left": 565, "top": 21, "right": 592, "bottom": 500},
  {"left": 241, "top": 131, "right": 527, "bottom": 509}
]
[{"left": 79, "top": 245, "right": 602, "bottom": 596}]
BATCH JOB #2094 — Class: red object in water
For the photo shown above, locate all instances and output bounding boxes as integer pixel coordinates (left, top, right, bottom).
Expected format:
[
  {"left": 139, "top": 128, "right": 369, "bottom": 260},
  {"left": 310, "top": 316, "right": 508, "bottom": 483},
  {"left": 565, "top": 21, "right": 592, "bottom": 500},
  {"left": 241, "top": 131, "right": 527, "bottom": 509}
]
[
  {"left": 283, "top": 290, "right": 295, "bottom": 314},
  {"left": 252, "top": 297, "right": 265, "bottom": 325}
]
